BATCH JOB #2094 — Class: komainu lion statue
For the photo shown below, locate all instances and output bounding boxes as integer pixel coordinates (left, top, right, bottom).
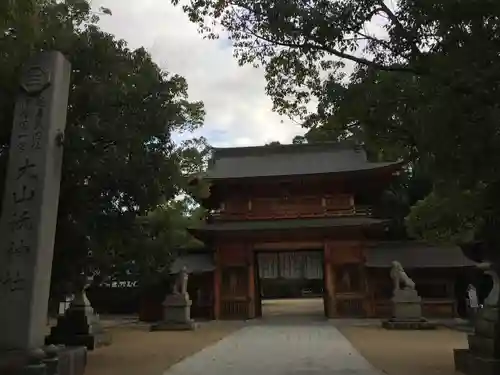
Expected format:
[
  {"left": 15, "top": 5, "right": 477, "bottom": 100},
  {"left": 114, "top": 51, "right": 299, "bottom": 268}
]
[
  {"left": 172, "top": 266, "right": 189, "bottom": 295},
  {"left": 390, "top": 261, "right": 415, "bottom": 291}
]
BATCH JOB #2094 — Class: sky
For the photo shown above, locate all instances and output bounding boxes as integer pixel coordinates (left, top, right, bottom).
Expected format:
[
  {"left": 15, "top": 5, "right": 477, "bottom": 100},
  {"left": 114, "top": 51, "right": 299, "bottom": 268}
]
[{"left": 92, "top": 0, "right": 305, "bottom": 148}]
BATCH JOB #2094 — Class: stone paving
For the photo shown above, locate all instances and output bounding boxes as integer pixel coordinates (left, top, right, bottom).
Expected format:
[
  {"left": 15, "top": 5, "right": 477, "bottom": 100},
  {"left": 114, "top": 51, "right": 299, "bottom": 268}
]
[{"left": 163, "top": 318, "right": 383, "bottom": 375}]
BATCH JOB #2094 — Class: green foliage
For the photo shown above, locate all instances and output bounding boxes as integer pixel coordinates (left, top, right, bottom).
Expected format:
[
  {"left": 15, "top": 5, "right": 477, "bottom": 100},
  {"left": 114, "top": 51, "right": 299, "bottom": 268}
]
[
  {"left": 110, "top": 199, "right": 205, "bottom": 287},
  {"left": 176, "top": 136, "right": 213, "bottom": 201},
  {"left": 406, "top": 189, "right": 483, "bottom": 244},
  {"left": 368, "top": 168, "right": 428, "bottom": 238},
  {"left": 292, "top": 135, "right": 306, "bottom": 144},
  {"left": 174, "top": 0, "right": 500, "bottom": 245},
  {"left": 186, "top": 176, "right": 212, "bottom": 200},
  {"left": 1, "top": 0, "right": 205, "bottom": 287},
  {"left": 175, "top": 136, "right": 212, "bottom": 184}
]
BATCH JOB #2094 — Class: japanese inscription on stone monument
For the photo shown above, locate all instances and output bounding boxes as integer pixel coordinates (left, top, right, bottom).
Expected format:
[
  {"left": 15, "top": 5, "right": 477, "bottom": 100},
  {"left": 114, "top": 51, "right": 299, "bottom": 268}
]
[{"left": 0, "top": 51, "right": 71, "bottom": 350}]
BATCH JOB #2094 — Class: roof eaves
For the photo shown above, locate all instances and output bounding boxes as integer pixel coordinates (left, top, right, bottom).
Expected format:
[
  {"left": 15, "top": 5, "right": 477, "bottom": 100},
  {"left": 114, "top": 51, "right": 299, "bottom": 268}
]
[
  {"left": 188, "top": 217, "right": 388, "bottom": 232},
  {"left": 204, "top": 160, "right": 404, "bottom": 181}
]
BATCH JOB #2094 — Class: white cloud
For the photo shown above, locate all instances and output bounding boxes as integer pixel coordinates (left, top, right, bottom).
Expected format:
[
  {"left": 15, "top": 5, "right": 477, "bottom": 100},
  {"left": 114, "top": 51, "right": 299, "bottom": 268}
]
[{"left": 92, "top": 0, "right": 305, "bottom": 147}]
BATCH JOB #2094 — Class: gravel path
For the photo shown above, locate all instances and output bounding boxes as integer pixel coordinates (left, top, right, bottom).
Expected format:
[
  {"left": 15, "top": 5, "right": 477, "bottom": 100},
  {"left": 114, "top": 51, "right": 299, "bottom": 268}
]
[{"left": 163, "top": 319, "right": 382, "bottom": 375}]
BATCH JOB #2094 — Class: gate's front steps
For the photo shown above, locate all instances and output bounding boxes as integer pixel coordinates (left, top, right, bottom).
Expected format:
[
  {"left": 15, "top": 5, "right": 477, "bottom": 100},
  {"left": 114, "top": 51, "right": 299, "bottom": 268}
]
[{"left": 162, "top": 320, "right": 382, "bottom": 375}]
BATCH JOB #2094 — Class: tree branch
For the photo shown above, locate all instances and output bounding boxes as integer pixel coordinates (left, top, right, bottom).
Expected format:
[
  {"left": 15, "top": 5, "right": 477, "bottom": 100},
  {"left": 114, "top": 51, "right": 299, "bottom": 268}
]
[
  {"left": 377, "top": 1, "right": 421, "bottom": 59},
  {"left": 230, "top": 2, "right": 417, "bottom": 74},
  {"left": 356, "top": 30, "right": 399, "bottom": 54}
]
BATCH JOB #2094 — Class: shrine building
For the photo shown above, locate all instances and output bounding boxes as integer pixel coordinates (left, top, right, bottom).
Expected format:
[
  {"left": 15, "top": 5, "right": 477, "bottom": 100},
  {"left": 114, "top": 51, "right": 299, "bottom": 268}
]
[{"left": 186, "top": 142, "right": 475, "bottom": 320}]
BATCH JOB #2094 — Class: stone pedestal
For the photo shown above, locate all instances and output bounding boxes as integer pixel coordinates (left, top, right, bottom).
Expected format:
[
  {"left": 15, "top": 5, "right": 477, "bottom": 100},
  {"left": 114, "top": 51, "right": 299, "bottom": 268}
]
[
  {"left": 382, "top": 289, "right": 436, "bottom": 330},
  {"left": 46, "top": 288, "right": 111, "bottom": 350},
  {"left": 150, "top": 293, "right": 197, "bottom": 331},
  {"left": 0, "top": 345, "right": 87, "bottom": 375},
  {"left": 454, "top": 306, "right": 500, "bottom": 375}
]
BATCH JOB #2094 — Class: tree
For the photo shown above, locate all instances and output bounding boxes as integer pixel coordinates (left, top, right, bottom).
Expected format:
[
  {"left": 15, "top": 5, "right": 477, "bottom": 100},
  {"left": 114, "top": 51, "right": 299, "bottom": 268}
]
[
  {"left": 406, "top": 188, "right": 483, "bottom": 244},
  {"left": 118, "top": 136, "right": 211, "bottom": 287},
  {"left": 175, "top": 136, "right": 212, "bottom": 186},
  {"left": 101, "top": 197, "right": 205, "bottom": 287},
  {"left": 82, "top": 135, "right": 210, "bottom": 287},
  {"left": 1, "top": 1, "right": 205, "bottom": 291},
  {"left": 174, "top": 0, "right": 500, "bottom": 249}
]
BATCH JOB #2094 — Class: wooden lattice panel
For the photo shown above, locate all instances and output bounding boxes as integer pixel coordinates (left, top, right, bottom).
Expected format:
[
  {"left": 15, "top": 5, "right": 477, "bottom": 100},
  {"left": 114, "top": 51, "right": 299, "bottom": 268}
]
[
  {"left": 220, "top": 299, "right": 248, "bottom": 319},
  {"left": 336, "top": 297, "right": 365, "bottom": 317},
  {"left": 221, "top": 266, "right": 248, "bottom": 297}
]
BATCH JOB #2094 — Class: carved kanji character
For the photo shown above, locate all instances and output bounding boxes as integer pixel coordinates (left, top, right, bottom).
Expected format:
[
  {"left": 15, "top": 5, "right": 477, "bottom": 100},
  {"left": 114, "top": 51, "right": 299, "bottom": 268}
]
[
  {"left": 31, "top": 130, "right": 42, "bottom": 150},
  {"left": 9, "top": 210, "right": 33, "bottom": 231},
  {"left": 17, "top": 157, "right": 37, "bottom": 180},
  {"left": 13, "top": 185, "right": 35, "bottom": 204},
  {"left": 7, "top": 240, "right": 31, "bottom": 259},
  {"left": 0, "top": 270, "right": 26, "bottom": 292},
  {"left": 17, "top": 134, "right": 28, "bottom": 152}
]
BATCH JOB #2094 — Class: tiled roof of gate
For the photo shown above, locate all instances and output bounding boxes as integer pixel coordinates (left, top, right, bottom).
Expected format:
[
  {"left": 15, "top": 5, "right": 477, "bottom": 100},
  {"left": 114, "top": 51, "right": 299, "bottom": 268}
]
[
  {"left": 365, "top": 242, "right": 476, "bottom": 268},
  {"left": 204, "top": 142, "right": 403, "bottom": 180},
  {"left": 189, "top": 216, "right": 387, "bottom": 232}
]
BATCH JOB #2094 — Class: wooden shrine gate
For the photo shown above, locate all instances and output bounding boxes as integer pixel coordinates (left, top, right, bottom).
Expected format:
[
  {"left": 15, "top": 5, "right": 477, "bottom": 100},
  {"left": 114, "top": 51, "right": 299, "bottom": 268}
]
[
  {"left": 324, "top": 241, "right": 368, "bottom": 318},
  {"left": 214, "top": 244, "right": 255, "bottom": 319},
  {"left": 214, "top": 242, "right": 369, "bottom": 319},
  {"left": 214, "top": 245, "right": 326, "bottom": 319}
]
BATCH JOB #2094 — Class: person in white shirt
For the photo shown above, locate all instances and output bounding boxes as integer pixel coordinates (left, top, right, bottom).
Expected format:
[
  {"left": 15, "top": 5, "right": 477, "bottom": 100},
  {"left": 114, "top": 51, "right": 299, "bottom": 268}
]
[{"left": 467, "top": 284, "right": 479, "bottom": 320}]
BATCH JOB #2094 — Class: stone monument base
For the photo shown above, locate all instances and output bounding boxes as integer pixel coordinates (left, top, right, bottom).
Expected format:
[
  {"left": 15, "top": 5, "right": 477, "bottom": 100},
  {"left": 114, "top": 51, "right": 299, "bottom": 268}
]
[
  {"left": 382, "top": 288, "right": 436, "bottom": 330},
  {"left": 0, "top": 345, "right": 87, "bottom": 375},
  {"left": 454, "top": 348, "right": 500, "bottom": 375},
  {"left": 150, "top": 294, "right": 198, "bottom": 332},
  {"left": 46, "top": 330, "right": 111, "bottom": 351},
  {"left": 454, "top": 306, "right": 500, "bottom": 375},
  {"left": 46, "top": 293, "right": 111, "bottom": 350}
]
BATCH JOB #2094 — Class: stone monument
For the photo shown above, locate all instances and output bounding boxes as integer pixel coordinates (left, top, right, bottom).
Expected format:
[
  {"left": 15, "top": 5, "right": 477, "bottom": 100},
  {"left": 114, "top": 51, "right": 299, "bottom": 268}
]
[
  {"left": 151, "top": 266, "right": 197, "bottom": 331},
  {"left": 382, "top": 261, "right": 436, "bottom": 330},
  {"left": 454, "top": 260, "right": 500, "bottom": 375},
  {"left": 0, "top": 51, "right": 87, "bottom": 375},
  {"left": 46, "top": 276, "right": 111, "bottom": 350}
]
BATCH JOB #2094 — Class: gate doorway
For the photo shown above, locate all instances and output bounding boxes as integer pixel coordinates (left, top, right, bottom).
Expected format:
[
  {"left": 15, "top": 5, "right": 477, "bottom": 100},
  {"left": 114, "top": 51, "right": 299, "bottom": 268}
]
[{"left": 254, "top": 250, "right": 327, "bottom": 319}]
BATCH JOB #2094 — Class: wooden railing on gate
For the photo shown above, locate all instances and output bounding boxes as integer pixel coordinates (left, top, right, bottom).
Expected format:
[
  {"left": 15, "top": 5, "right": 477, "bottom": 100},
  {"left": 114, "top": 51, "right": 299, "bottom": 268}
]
[{"left": 208, "top": 195, "right": 372, "bottom": 221}]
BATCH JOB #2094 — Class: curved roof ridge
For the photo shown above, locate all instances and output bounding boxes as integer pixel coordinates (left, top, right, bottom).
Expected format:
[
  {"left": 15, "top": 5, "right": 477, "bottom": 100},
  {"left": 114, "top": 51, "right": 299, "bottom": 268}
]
[{"left": 213, "top": 141, "right": 362, "bottom": 159}]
